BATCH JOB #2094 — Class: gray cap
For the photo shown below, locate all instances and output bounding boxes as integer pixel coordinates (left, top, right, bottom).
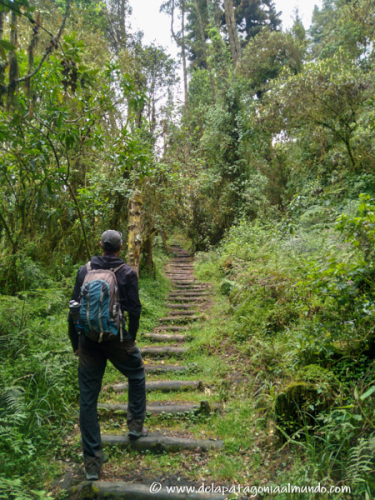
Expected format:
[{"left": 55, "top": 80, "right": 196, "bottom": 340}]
[{"left": 101, "top": 230, "right": 123, "bottom": 251}]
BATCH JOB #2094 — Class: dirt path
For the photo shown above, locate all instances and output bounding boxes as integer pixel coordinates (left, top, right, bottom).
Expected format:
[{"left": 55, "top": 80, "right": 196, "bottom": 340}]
[{"left": 67, "top": 245, "right": 229, "bottom": 499}]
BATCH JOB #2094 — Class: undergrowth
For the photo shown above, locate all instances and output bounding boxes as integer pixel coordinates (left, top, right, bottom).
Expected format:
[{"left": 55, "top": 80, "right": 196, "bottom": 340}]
[
  {"left": 195, "top": 195, "right": 375, "bottom": 498},
  {"left": 0, "top": 245, "right": 170, "bottom": 498}
]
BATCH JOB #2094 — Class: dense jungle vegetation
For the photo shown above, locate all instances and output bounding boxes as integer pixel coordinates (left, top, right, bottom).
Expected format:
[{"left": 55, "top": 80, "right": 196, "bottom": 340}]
[{"left": 0, "top": 0, "right": 375, "bottom": 497}]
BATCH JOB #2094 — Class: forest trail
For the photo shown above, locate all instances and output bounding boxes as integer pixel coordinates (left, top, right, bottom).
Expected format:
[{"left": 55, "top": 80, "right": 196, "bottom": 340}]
[{"left": 70, "top": 245, "right": 228, "bottom": 499}]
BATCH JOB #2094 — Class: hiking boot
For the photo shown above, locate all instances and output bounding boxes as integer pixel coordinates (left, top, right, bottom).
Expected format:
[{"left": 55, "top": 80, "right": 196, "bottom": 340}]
[
  {"left": 85, "top": 471, "right": 99, "bottom": 481},
  {"left": 84, "top": 452, "right": 103, "bottom": 481},
  {"left": 128, "top": 427, "right": 148, "bottom": 440}
]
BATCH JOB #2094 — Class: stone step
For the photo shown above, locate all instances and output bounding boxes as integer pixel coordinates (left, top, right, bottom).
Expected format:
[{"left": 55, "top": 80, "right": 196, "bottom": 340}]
[
  {"left": 165, "top": 269, "right": 194, "bottom": 277},
  {"left": 167, "top": 303, "right": 198, "bottom": 309},
  {"left": 141, "top": 346, "right": 188, "bottom": 356},
  {"left": 159, "top": 315, "right": 202, "bottom": 323},
  {"left": 173, "top": 284, "right": 208, "bottom": 288},
  {"left": 172, "top": 282, "right": 209, "bottom": 291},
  {"left": 112, "top": 380, "right": 202, "bottom": 393},
  {"left": 144, "top": 364, "right": 188, "bottom": 373},
  {"left": 98, "top": 400, "right": 212, "bottom": 416},
  {"left": 169, "top": 310, "right": 196, "bottom": 316},
  {"left": 72, "top": 481, "right": 227, "bottom": 500},
  {"left": 172, "top": 283, "right": 205, "bottom": 286},
  {"left": 167, "top": 278, "right": 195, "bottom": 282},
  {"left": 154, "top": 325, "right": 188, "bottom": 332},
  {"left": 142, "top": 333, "right": 186, "bottom": 342},
  {"left": 169, "top": 278, "right": 196, "bottom": 282},
  {"left": 169, "top": 292, "right": 209, "bottom": 297},
  {"left": 168, "top": 273, "right": 195, "bottom": 277},
  {"left": 166, "top": 270, "right": 194, "bottom": 274},
  {"left": 167, "top": 298, "right": 208, "bottom": 303},
  {"left": 167, "top": 297, "right": 207, "bottom": 303},
  {"left": 170, "top": 281, "right": 197, "bottom": 285},
  {"left": 101, "top": 434, "right": 223, "bottom": 452},
  {"left": 166, "top": 271, "right": 194, "bottom": 274},
  {"left": 166, "top": 265, "right": 194, "bottom": 269}
]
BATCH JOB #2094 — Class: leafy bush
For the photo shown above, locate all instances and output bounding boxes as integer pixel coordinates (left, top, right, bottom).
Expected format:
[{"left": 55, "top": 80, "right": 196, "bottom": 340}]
[
  {"left": 195, "top": 196, "right": 375, "bottom": 494},
  {"left": 0, "top": 476, "right": 52, "bottom": 500}
]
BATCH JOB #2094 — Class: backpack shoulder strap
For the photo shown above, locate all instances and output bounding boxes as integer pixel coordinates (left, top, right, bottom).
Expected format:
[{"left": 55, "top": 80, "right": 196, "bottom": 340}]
[{"left": 113, "top": 263, "right": 126, "bottom": 273}]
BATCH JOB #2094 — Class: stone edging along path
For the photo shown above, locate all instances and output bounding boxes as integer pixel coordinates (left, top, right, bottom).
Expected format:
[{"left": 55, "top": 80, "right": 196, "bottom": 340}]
[{"left": 68, "top": 244, "right": 228, "bottom": 500}]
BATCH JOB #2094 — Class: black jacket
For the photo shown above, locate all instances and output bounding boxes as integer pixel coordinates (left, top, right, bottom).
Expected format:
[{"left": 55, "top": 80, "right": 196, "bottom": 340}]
[{"left": 68, "top": 254, "right": 142, "bottom": 352}]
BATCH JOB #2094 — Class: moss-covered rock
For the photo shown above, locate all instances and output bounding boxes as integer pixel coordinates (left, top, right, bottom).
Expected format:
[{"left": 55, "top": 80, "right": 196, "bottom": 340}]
[
  {"left": 297, "top": 364, "right": 340, "bottom": 392},
  {"left": 219, "top": 278, "right": 237, "bottom": 296},
  {"left": 330, "top": 334, "right": 375, "bottom": 360},
  {"left": 274, "top": 376, "right": 335, "bottom": 439}
]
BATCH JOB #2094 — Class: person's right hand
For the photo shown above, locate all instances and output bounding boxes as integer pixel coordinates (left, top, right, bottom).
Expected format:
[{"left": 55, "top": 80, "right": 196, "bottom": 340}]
[{"left": 74, "top": 349, "right": 79, "bottom": 356}]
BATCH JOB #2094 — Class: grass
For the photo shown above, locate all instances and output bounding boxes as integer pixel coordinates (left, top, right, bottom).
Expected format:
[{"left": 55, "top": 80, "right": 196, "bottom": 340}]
[
  {"left": 92, "top": 272, "right": 270, "bottom": 486},
  {"left": 3, "top": 229, "right": 374, "bottom": 499}
]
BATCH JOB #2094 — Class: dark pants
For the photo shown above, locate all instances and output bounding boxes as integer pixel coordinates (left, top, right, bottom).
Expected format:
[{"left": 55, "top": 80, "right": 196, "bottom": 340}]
[{"left": 78, "top": 334, "right": 146, "bottom": 473}]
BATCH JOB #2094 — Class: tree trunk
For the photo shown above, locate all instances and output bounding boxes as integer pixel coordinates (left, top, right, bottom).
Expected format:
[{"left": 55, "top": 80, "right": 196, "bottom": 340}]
[
  {"left": 181, "top": 0, "right": 189, "bottom": 115},
  {"left": 224, "top": 0, "right": 241, "bottom": 67},
  {"left": 26, "top": 12, "right": 41, "bottom": 95},
  {"left": 127, "top": 189, "right": 143, "bottom": 276},
  {"left": 141, "top": 233, "right": 154, "bottom": 275},
  {"left": 193, "top": 0, "right": 216, "bottom": 101},
  {"left": 170, "top": 0, "right": 190, "bottom": 158},
  {"left": 0, "top": 12, "right": 5, "bottom": 105},
  {"left": 160, "top": 230, "right": 170, "bottom": 254},
  {"left": 8, "top": 8, "right": 19, "bottom": 106},
  {"left": 213, "top": 0, "right": 221, "bottom": 28},
  {"left": 0, "top": 12, "right": 3, "bottom": 44},
  {"left": 170, "top": 0, "right": 189, "bottom": 114}
]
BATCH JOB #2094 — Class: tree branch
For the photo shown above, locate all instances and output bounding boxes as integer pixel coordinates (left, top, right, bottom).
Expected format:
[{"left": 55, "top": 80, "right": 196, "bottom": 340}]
[
  {"left": 0, "top": 0, "right": 55, "bottom": 37},
  {"left": 1, "top": 0, "right": 70, "bottom": 92},
  {"left": 0, "top": 207, "right": 15, "bottom": 249}
]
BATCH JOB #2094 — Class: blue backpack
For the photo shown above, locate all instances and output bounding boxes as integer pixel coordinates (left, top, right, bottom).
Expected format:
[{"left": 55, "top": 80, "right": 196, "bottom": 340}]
[{"left": 79, "top": 262, "right": 126, "bottom": 343}]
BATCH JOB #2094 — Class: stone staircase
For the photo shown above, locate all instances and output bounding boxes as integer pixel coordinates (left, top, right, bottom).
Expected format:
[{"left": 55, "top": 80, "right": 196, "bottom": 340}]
[{"left": 71, "top": 244, "right": 227, "bottom": 499}]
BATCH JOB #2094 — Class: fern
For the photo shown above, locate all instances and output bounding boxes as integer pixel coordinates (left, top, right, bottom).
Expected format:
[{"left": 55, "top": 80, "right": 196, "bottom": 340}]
[
  {"left": 346, "top": 434, "right": 375, "bottom": 485},
  {"left": 0, "top": 387, "right": 26, "bottom": 421},
  {"left": 0, "top": 476, "right": 51, "bottom": 500}
]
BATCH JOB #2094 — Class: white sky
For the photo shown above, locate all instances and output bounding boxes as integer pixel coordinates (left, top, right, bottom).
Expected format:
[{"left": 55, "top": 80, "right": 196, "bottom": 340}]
[
  {"left": 128, "top": 0, "right": 322, "bottom": 107},
  {"left": 129, "top": 0, "right": 323, "bottom": 58}
]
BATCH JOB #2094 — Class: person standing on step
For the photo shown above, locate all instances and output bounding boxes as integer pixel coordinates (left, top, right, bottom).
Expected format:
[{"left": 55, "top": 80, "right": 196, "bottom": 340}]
[{"left": 68, "top": 230, "right": 148, "bottom": 481}]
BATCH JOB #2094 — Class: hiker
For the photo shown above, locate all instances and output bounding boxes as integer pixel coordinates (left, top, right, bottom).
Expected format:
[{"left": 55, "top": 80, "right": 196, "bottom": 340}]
[{"left": 68, "top": 230, "right": 147, "bottom": 481}]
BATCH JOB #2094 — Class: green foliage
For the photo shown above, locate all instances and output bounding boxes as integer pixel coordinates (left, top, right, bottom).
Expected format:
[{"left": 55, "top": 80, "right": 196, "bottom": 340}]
[
  {"left": 0, "top": 476, "right": 52, "bottom": 500},
  {"left": 346, "top": 434, "right": 375, "bottom": 494},
  {"left": 0, "top": 245, "right": 173, "bottom": 492},
  {"left": 237, "top": 28, "right": 306, "bottom": 97},
  {"left": 138, "top": 250, "right": 171, "bottom": 332},
  {"left": 0, "top": 257, "right": 77, "bottom": 489},
  {"left": 233, "top": 0, "right": 282, "bottom": 40},
  {"left": 195, "top": 198, "right": 375, "bottom": 493},
  {"left": 0, "top": 0, "right": 375, "bottom": 493}
]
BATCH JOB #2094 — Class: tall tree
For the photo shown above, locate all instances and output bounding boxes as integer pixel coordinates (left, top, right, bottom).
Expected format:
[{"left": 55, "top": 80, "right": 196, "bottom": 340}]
[
  {"left": 105, "top": 0, "right": 131, "bottom": 53},
  {"left": 232, "top": 0, "right": 281, "bottom": 40},
  {"left": 160, "top": 0, "right": 189, "bottom": 114},
  {"left": 192, "top": 0, "right": 216, "bottom": 99},
  {"left": 310, "top": 0, "right": 375, "bottom": 63},
  {"left": 237, "top": 28, "right": 306, "bottom": 98},
  {"left": 0, "top": 0, "right": 71, "bottom": 103},
  {"left": 224, "top": 0, "right": 241, "bottom": 66},
  {"left": 185, "top": 0, "right": 209, "bottom": 68}
]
